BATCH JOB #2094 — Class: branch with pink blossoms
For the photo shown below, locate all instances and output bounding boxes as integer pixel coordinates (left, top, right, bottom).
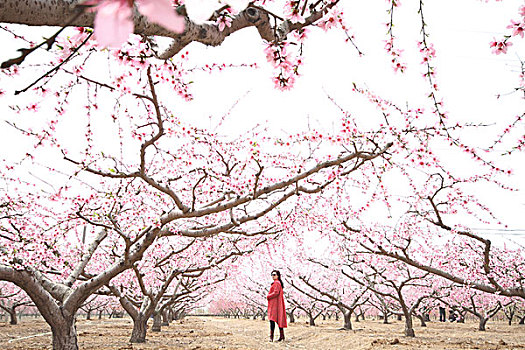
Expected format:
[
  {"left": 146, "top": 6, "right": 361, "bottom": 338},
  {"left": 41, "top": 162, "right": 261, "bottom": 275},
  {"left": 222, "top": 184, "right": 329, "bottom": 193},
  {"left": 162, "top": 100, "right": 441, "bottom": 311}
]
[
  {"left": 349, "top": 200, "right": 525, "bottom": 299},
  {"left": 417, "top": 0, "right": 448, "bottom": 128},
  {"left": 384, "top": 0, "right": 406, "bottom": 73},
  {"left": 490, "top": 4, "right": 524, "bottom": 55}
]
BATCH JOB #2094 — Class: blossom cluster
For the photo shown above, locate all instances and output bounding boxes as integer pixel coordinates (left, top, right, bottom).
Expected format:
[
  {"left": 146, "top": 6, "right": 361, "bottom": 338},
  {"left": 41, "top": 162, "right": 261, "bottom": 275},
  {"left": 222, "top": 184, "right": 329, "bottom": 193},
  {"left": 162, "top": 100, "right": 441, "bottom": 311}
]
[
  {"left": 263, "top": 40, "right": 302, "bottom": 90},
  {"left": 490, "top": 4, "right": 524, "bottom": 55}
]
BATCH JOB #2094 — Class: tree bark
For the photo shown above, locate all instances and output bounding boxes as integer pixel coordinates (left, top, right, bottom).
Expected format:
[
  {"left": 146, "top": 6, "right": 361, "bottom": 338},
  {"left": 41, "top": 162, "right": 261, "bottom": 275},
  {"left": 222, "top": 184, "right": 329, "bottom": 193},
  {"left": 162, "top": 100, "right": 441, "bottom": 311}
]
[
  {"left": 130, "top": 315, "right": 148, "bottom": 343},
  {"left": 403, "top": 312, "right": 415, "bottom": 337},
  {"left": 308, "top": 314, "right": 315, "bottom": 326},
  {"left": 416, "top": 314, "right": 427, "bottom": 327},
  {"left": 8, "top": 308, "right": 17, "bottom": 325},
  {"left": 152, "top": 313, "right": 162, "bottom": 332},
  {"left": 161, "top": 310, "right": 169, "bottom": 327},
  {"left": 51, "top": 318, "right": 78, "bottom": 350},
  {"left": 519, "top": 315, "right": 525, "bottom": 325},
  {"left": 343, "top": 311, "right": 352, "bottom": 330},
  {"left": 478, "top": 317, "right": 487, "bottom": 331}
]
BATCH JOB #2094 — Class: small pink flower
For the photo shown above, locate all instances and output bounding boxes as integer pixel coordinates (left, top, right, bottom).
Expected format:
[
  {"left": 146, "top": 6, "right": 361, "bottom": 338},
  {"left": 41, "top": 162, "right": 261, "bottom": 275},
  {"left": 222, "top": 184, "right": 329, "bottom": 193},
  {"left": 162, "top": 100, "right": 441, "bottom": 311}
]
[
  {"left": 507, "top": 19, "right": 524, "bottom": 38},
  {"left": 490, "top": 39, "right": 512, "bottom": 55},
  {"left": 216, "top": 14, "right": 233, "bottom": 32}
]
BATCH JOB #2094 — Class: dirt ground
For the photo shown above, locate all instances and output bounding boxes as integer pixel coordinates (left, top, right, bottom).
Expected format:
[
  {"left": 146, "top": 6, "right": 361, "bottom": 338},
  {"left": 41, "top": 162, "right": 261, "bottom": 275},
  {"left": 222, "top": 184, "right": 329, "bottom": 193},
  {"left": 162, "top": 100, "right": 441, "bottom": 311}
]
[{"left": 0, "top": 316, "right": 524, "bottom": 350}]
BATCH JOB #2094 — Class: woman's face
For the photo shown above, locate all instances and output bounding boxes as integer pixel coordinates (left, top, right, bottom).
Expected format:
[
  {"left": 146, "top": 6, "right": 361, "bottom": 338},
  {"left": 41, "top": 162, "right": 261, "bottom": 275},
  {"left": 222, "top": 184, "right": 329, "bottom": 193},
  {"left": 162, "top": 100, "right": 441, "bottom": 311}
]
[{"left": 271, "top": 272, "right": 278, "bottom": 281}]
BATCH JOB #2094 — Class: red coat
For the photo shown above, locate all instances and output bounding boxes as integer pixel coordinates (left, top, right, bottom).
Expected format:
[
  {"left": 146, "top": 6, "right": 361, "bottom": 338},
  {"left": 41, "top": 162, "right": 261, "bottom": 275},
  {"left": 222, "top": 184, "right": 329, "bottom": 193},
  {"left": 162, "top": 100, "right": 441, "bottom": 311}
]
[{"left": 267, "top": 280, "right": 287, "bottom": 328}]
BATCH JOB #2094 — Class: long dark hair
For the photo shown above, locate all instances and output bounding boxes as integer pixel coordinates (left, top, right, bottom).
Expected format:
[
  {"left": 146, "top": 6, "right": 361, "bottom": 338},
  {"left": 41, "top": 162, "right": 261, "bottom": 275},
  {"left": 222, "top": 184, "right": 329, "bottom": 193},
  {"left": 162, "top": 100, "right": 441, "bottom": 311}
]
[{"left": 271, "top": 270, "right": 284, "bottom": 290}]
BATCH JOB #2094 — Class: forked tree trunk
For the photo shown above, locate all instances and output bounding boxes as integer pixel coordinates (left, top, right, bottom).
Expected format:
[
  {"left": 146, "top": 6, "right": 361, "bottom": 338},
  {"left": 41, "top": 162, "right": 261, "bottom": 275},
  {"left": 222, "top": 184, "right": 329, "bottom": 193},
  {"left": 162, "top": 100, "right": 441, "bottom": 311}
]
[
  {"left": 152, "top": 313, "right": 162, "bottom": 332},
  {"left": 130, "top": 315, "right": 148, "bottom": 343},
  {"left": 51, "top": 318, "right": 78, "bottom": 350}
]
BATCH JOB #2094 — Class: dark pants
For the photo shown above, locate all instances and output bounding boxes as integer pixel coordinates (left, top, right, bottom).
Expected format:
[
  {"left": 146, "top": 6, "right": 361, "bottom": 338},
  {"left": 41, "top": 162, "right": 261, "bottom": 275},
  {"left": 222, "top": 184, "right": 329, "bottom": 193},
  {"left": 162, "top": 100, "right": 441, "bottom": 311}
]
[
  {"left": 269, "top": 320, "right": 283, "bottom": 332},
  {"left": 439, "top": 307, "right": 446, "bottom": 322}
]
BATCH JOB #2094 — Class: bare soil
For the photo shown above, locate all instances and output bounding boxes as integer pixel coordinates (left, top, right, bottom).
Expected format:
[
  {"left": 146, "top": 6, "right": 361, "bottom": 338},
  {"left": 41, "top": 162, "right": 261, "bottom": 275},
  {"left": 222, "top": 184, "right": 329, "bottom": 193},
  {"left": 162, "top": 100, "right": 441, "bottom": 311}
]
[{"left": 0, "top": 316, "right": 524, "bottom": 349}]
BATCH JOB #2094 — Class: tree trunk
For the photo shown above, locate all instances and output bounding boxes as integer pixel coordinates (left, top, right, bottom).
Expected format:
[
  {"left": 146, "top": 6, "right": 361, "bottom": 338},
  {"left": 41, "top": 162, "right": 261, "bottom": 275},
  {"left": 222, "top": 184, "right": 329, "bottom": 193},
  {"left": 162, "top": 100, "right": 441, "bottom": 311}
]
[
  {"left": 162, "top": 310, "right": 169, "bottom": 327},
  {"left": 86, "top": 310, "right": 91, "bottom": 320},
  {"left": 98, "top": 310, "right": 103, "bottom": 320},
  {"left": 383, "top": 312, "right": 389, "bottom": 324},
  {"left": 8, "top": 309, "right": 17, "bottom": 325},
  {"left": 309, "top": 314, "right": 315, "bottom": 326},
  {"left": 152, "top": 313, "right": 162, "bottom": 332},
  {"left": 478, "top": 317, "right": 487, "bottom": 331},
  {"left": 51, "top": 318, "right": 78, "bottom": 350},
  {"left": 404, "top": 313, "right": 415, "bottom": 337},
  {"left": 343, "top": 311, "right": 352, "bottom": 330},
  {"left": 130, "top": 315, "right": 148, "bottom": 343},
  {"left": 519, "top": 315, "right": 525, "bottom": 325},
  {"left": 287, "top": 311, "right": 294, "bottom": 323},
  {"left": 416, "top": 314, "right": 427, "bottom": 327}
]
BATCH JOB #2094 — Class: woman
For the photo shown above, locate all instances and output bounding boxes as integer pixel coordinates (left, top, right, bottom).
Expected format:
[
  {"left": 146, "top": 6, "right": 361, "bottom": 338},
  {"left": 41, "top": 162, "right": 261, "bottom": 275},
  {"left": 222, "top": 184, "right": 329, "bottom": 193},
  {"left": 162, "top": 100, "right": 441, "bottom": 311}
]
[{"left": 267, "top": 270, "right": 287, "bottom": 342}]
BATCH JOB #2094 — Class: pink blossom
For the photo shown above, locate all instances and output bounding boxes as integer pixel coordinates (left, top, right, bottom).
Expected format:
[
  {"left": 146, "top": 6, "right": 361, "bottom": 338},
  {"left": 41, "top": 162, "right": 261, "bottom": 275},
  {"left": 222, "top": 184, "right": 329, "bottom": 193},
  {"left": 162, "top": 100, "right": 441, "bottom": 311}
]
[
  {"left": 490, "top": 39, "right": 512, "bottom": 55},
  {"left": 216, "top": 14, "right": 233, "bottom": 32},
  {"left": 284, "top": 1, "right": 305, "bottom": 22},
  {"left": 136, "top": 0, "right": 185, "bottom": 32},
  {"left": 94, "top": 0, "right": 185, "bottom": 48},
  {"left": 292, "top": 28, "right": 309, "bottom": 43},
  {"left": 94, "top": 1, "right": 134, "bottom": 48},
  {"left": 507, "top": 19, "right": 524, "bottom": 38}
]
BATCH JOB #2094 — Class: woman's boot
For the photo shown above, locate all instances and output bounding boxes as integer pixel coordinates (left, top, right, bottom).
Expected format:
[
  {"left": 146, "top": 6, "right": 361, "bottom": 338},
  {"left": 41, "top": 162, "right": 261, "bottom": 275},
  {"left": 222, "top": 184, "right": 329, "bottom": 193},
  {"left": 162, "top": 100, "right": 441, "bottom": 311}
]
[
  {"left": 269, "top": 329, "right": 274, "bottom": 342},
  {"left": 277, "top": 328, "right": 285, "bottom": 341}
]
